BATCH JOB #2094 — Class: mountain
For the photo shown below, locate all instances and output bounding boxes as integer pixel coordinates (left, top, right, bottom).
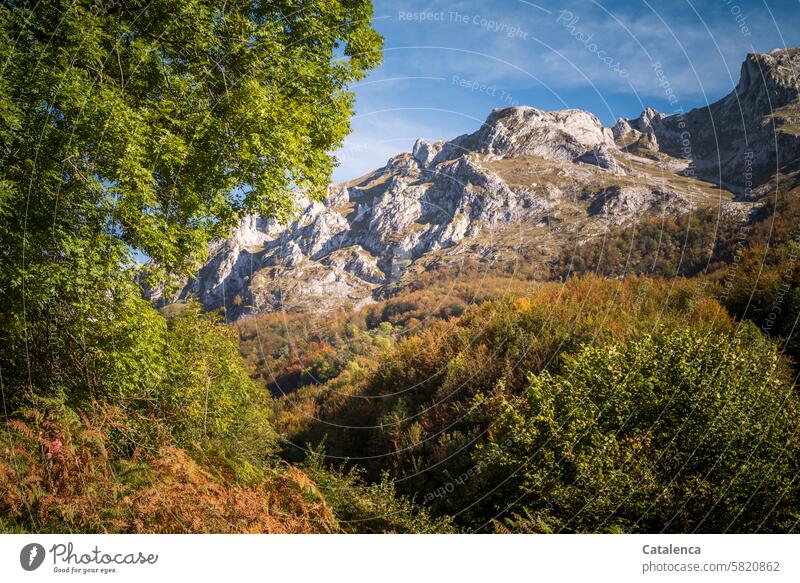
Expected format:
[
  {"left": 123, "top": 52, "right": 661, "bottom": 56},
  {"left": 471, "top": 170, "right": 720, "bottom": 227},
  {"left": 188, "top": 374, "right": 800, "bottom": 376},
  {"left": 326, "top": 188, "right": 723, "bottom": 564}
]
[
  {"left": 614, "top": 48, "right": 800, "bottom": 192},
  {"left": 153, "top": 48, "right": 800, "bottom": 319}
]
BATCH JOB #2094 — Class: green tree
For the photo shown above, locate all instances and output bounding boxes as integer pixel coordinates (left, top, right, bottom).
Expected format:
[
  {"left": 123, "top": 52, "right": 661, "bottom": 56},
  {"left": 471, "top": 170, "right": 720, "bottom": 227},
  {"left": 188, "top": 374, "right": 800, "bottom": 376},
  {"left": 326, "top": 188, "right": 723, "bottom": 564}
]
[{"left": 0, "top": 0, "right": 382, "bottom": 403}]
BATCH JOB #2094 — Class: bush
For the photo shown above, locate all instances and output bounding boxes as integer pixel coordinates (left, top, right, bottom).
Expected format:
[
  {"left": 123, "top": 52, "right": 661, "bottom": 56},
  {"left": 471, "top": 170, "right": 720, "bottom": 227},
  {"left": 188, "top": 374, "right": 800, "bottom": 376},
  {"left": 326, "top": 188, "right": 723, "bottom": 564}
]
[
  {"left": 474, "top": 325, "right": 800, "bottom": 532},
  {"left": 302, "top": 451, "right": 455, "bottom": 533},
  {"left": 0, "top": 402, "right": 337, "bottom": 533},
  {"left": 161, "top": 305, "right": 278, "bottom": 480}
]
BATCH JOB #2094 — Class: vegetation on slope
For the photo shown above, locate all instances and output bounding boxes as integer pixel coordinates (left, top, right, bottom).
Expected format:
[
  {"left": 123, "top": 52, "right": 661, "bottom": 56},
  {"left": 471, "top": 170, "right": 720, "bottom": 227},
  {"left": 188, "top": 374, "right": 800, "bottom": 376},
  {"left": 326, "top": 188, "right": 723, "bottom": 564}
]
[
  {"left": 0, "top": 304, "right": 451, "bottom": 533},
  {"left": 267, "top": 274, "right": 800, "bottom": 532},
  {"left": 236, "top": 176, "right": 800, "bottom": 533}
]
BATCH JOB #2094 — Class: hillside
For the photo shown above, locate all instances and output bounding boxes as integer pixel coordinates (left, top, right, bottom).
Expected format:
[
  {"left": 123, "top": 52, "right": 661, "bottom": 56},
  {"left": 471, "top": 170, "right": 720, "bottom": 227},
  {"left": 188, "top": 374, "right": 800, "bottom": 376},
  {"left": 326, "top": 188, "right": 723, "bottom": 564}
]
[{"left": 223, "top": 46, "right": 800, "bottom": 533}]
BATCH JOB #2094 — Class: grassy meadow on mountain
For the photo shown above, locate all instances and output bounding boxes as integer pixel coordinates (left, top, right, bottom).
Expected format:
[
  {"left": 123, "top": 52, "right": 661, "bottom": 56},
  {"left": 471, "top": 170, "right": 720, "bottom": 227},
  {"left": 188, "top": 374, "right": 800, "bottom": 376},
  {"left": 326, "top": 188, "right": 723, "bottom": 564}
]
[{"left": 2, "top": 1, "right": 800, "bottom": 534}]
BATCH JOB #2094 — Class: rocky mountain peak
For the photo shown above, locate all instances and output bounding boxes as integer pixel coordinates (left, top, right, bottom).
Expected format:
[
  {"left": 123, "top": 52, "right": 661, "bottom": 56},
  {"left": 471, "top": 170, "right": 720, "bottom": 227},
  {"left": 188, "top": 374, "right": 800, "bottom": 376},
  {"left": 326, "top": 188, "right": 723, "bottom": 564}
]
[
  {"left": 153, "top": 48, "right": 800, "bottom": 319},
  {"left": 736, "top": 48, "right": 800, "bottom": 108},
  {"left": 453, "top": 106, "right": 615, "bottom": 161},
  {"left": 410, "top": 106, "right": 614, "bottom": 169},
  {"left": 615, "top": 46, "right": 800, "bottom": 191}
]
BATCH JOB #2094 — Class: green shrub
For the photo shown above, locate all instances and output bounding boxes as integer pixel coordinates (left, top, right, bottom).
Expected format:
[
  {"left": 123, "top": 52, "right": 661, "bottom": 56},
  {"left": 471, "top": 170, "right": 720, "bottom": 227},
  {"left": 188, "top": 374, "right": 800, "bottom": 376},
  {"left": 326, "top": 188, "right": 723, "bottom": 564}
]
[
  {"left": 162, "top": 304, "right": 278, "bottom": 479},
  {"left": 474, "top": 324, "right": 800, "bottom": 533},
  {"left": 303, "top": 451, "right": 456, "bottom": 534}
]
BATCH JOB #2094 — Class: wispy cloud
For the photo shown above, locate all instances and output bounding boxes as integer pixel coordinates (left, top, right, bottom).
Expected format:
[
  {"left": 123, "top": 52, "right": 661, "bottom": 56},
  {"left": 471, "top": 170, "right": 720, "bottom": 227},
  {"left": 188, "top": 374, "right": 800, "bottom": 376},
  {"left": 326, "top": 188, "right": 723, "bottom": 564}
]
[{"left": 332, "top": 0, "right": 800, "bottom": 181}]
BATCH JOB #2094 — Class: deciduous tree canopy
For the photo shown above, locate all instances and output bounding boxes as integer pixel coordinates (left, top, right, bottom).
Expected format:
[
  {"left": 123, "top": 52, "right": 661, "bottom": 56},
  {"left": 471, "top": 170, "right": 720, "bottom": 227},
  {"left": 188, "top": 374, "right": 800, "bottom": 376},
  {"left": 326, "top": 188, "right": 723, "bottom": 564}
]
[{"left": 0, "top": 0, "right": 382, "bottom": 402}]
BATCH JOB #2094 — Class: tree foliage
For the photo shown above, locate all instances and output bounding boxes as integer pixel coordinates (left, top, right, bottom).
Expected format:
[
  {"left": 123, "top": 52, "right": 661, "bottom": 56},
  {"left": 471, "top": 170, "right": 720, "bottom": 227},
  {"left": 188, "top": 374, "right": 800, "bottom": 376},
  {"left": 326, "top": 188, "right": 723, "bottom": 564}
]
[
  {"left": 0, "top": 0, "right": 381, "bottom": 401},
  {"left": 0, "top": 0, "right": 396, "bottom": 534}
]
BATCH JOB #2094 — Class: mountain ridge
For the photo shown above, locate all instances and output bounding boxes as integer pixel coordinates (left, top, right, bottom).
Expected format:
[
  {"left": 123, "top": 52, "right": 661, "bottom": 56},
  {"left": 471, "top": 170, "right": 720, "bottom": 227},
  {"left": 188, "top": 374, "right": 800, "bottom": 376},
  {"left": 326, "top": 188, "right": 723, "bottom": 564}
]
[{"left": 152, "top": 47, "right": 800, "bottom": 320}]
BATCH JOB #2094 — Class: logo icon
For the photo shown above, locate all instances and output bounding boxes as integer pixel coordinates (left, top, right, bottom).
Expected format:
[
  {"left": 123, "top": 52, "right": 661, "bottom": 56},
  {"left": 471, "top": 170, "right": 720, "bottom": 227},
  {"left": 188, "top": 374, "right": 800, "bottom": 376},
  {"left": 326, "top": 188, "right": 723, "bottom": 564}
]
[{"left": 20, "top": 543, "right": 46, "bottom": 571}]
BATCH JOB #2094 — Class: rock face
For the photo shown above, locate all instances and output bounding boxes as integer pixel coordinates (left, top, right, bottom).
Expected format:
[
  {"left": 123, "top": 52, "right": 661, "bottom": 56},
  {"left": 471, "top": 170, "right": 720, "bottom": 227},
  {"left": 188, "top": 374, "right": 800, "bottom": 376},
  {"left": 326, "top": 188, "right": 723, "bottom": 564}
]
[
  {"left": 450, "top": 107, "right": 616, "bottom": 161},
  {"left": 616, "top": 48, "right": 800, "bottom": 192},
  {"left": 156, "top": 48, "right": 800, "bottom": 319}
]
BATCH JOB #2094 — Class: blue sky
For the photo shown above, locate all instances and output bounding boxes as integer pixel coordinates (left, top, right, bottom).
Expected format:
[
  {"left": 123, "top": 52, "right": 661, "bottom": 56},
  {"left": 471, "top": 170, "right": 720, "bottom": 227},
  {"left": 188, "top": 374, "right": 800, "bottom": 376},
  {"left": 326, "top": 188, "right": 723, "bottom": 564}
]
[{"left": 332, "top": 0, "right": 800, "bottom": 181}]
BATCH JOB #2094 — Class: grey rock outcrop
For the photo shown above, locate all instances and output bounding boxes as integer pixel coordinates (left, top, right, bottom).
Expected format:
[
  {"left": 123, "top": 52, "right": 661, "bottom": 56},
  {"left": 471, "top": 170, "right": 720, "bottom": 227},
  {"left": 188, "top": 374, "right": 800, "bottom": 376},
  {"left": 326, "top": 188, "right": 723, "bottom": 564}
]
[
  {"left": 153, "top": 48, "right": 800, "bottom": 319},
  {"left": 618, "top": 48, "right": 800, "bottom": 191},
  {"left": 578, "top": 144, "right": 626, "bottom": 174}
]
